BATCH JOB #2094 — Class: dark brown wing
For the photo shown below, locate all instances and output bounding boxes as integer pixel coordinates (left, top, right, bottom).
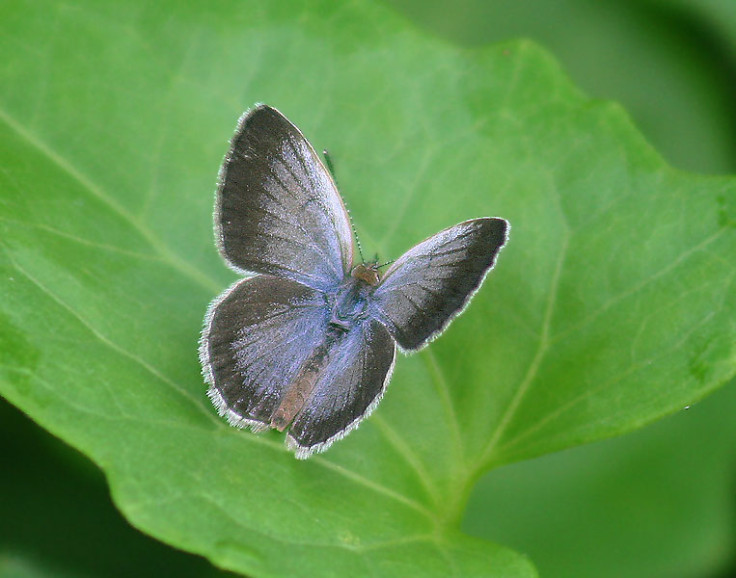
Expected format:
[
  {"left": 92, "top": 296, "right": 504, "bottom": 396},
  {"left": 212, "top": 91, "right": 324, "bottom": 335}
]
[
  {"left": 216, "top": 105, "right": 353, "bottom": 291},
  {"left": 371, "top": 218, "right": 509, "bottom": 351}
]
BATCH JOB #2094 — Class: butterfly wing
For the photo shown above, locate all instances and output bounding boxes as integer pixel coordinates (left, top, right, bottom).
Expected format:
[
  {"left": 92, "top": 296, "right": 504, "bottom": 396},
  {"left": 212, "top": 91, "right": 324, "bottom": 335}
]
[
  {"left": 286, "top": 319, "right": 396, "bottom": 458},
  {"left": 216, "top": 105, "right": 353, "bottom": 291},
  {"left": 200, "top": 275, "right": 330, "bottom": 430},
  {"left": 371, "top": 217, "right": 509, "bottom": 351}
]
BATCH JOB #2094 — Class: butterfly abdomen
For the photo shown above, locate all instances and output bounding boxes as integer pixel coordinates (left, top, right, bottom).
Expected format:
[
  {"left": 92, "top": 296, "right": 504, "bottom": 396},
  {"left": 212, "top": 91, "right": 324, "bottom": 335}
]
[{"left": 269, "top": 337, "right": 334, "bottom": 431}]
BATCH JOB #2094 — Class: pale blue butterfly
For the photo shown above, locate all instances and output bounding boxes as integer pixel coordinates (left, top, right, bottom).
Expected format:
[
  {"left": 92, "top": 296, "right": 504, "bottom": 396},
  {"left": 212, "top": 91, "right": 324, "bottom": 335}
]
[{"left": 200, "top": 105, "right": 509, "bottom": 458}]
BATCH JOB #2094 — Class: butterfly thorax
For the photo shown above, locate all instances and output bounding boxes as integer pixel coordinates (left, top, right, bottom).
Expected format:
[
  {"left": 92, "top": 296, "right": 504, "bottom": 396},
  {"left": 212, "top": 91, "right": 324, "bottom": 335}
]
[{"left": 328, "top": 266, "right": 379, "bottom": 332}]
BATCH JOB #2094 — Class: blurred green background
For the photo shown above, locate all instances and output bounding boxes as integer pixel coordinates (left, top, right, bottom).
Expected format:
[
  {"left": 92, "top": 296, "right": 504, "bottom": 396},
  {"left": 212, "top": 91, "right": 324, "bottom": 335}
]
[
  {"left": 390, "top": 0, "right": 736, "bottom": 175},
  {"left": 2, "top": 1, "right": 735, "bottom": 577}
]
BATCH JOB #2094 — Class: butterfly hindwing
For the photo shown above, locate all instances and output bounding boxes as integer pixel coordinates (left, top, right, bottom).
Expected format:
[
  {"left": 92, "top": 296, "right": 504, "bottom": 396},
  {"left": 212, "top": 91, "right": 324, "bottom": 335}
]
[
  {"left": 216, "top": 105, "right": 353, "bottom": 291},
  {"left": 286, "top": 318, "right": 396, "bottom": 458},
  {"left": 200, "top": 275, "right": 330, "bottom": 429},
  {"left": 371, "top": 218, "right": 509, "bottom": 351}
]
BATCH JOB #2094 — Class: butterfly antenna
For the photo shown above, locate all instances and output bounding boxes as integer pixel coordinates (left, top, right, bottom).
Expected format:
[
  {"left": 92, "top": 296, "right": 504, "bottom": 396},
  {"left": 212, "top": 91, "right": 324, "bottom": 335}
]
[
  {"left": 354, "top": 225, "right": 366, "bottom": 264},
  {"left": 322, "top": 149, "right": 337, "bottom": 184},
  {"left": 377, "top": 259, "right": 395, "bottom": 269},
  {"left": 323, "top": 149, "right": 365, "bottom": 264}
]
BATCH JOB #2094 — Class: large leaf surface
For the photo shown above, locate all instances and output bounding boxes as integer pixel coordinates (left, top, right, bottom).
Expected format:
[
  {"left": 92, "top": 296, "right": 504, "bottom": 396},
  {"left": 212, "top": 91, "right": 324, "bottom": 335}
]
[
  {"left": 387, "top": 2, "right": 736, "bottom": 575},
  {"left": 1, "top": 0, "right": 735, "bottom": 576}
]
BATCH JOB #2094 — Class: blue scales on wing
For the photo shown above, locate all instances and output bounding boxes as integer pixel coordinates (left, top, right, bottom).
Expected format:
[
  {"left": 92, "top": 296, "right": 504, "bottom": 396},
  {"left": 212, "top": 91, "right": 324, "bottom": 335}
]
[{"left": 202, "top": 275, "right": 330, "bottom": 430}]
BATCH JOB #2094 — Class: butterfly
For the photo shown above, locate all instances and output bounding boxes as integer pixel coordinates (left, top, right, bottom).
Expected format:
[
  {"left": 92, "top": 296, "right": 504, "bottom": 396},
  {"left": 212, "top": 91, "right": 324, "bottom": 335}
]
[{"left": 200, "top": 105, "right": 509, "bottom": 459}]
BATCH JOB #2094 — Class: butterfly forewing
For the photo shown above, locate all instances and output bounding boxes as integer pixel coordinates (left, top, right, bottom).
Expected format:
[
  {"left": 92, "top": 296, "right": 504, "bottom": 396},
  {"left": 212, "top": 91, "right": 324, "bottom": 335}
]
[
  {"left": 371, "top": 218, "right": 509, "bottom": 351},
  {"left": 217, "top": 105, "right": 353, "bottom": 291}
]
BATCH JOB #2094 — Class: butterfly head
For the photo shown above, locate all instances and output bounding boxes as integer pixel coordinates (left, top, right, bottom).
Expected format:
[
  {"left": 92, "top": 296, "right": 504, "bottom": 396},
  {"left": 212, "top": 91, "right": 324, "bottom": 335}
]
[{"left": 351, "top": 262, "right": 381, "bottom": 286}]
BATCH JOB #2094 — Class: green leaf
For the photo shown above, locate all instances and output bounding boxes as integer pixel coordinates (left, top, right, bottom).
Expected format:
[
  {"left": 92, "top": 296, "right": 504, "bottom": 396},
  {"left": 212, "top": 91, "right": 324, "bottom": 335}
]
[
  {"left": 1, "top": 1, "right": 734, "bottom": 577},
  {"left": 386, "top": 2, "right": 736, "bottom": 575}
]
